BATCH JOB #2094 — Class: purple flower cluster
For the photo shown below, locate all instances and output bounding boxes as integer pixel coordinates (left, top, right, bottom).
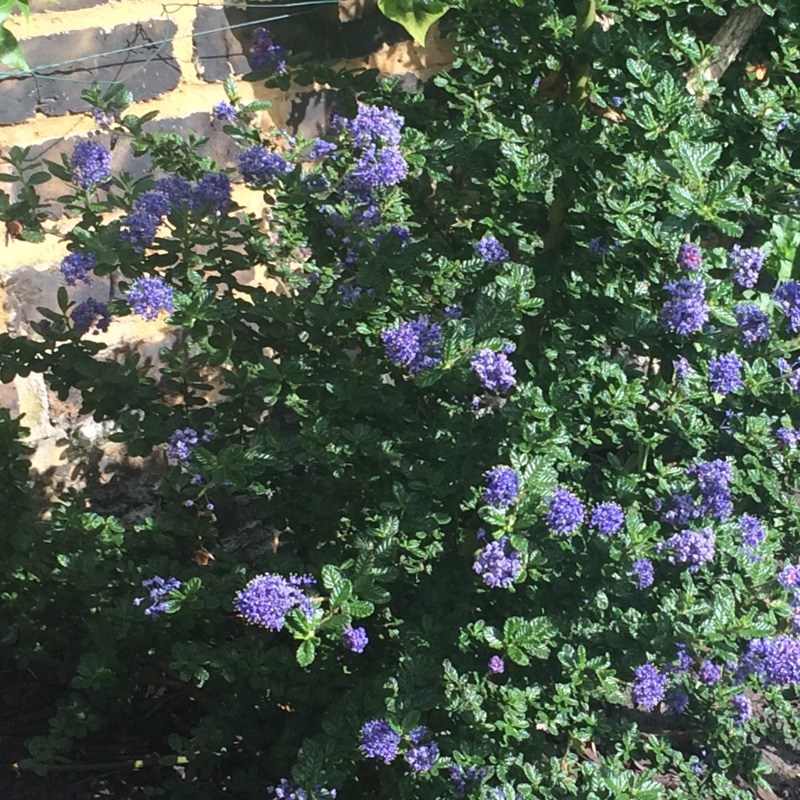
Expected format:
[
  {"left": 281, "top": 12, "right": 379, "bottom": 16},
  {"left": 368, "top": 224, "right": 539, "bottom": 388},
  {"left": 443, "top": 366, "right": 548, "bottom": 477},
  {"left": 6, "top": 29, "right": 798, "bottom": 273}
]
[
  {"left": 70, "top": 140, "right": 112, "bottom": 188},
  {"left": 729, "top": 244, "right": 765, "bottom": 288},
  {"left": 310, "top": 139, "right": 337, "bottom": 160},
  {"left": 666, "top": 689, "right": 689, "bottom": 714},
  {"left": 674, "top": 356, "right": 693, "bottom": 382},
  {"left": 632, "top": 558, "right": 654, "bottom": 589},
  {"left": 475, "top": 234, "right": 509, "bottom": 262},
  {"left": 238, "top": 145, "right": 292, "bottom": 185},
  {"left": 677, "top": 242, "right": 702, "bottom": 271},
  {"left": 734, "top": 304, "right": 770, "bottom": 346},
  {"left": 268, "top": 779, "right": 337, "bottom": 800},
  {"left": 213, "top": 101, "right": 237, "bottom": 121},
  {"left": 488, "top": 655, "right": 505, "bottom": 674},
  {"left": 338, "top": 104, "right": 404, "bottom": 148},
  {"left": 589, "top": 502, "right": 625, "bottom": 535},
  {"left": 470, "top": 349, "right": 516, "bottom": 392},
  {"left": 631, "top": 663, "right": 668, "bottom": 710},
  {"left": 777, "top": 357, "right": 800, "bottom": 393},
  {"left": 778, "top": 563, "right": 800, "bottom": 590},
  {"left": 71, "top": 298, "right": 111, "bottom": 335},
  {"left": 741, "top": 636, "right": 800, "bottom": 686},
  {"left": 774, "top": 281, "right": 800, "bottom": 331},
  {"left": 167, "top": 427, "right": 213, "bottom": 463},
  {"left": 154, "top": 175, "right": 191, "bottom": 209},
  {"left": 235, "top": 573, "right": 316, "bottom": 631},
  {"left": 657, "top": 526, "right": 715, "bottom": 572},
  {"left": 343, "top": 626, "right": 369, "bottom": 653},
  {"left": 674, "top": 643, "right": 693, "bottom": 673},
  {"left": 699, "top": 660, "right": 722, "bottom": 686},
  {"left": 689, "top": 459, "right": 733, "bottom": 521},
  {"left": 125, "top": 276, "right": 174, "bottom": 321},
  {"left": 731, "top": 693, "right": 752, "bottom": 726},
  {"left": 351, "top": 145, "right": 408, "bottom": 189},
  {"left": 381, "top": 316, "right": 443, "bottom": 374},
  {"left": 661, "top": 493, "right": 700, "bottom": 526},
  {"left": 405, "top": 739, "right": 439, "bottom": 772},
  {"left": 250, "top": 27, "right": 287, "bottom": 73},
  {"left": 90, "top": 106, "right": 117, "bottom": 129},
  {"left": 444, "top": 305, "right": 463, "bottom": 320},
  {"left": 740, "top": 515, "right": 766, "bottom": 550},
  {"left": 473, "top": 535, "right": 522, "bottom": 588},
  {"left": 547, "top": 487, "right": 585, "bottom": 535},
  {"left": 360, "top": 719, "right": 401, "bottom": 763},
  {"left": 660, "top": 279, "right": 708, "bottom": 336},
  {"left": 482, "top": 466, "right": 520, "bottom": 508},
  {"left": 133, "top": 575, "right": 182, "bottom": 619},
  {"left": 190, "top": 172, "right": 232, "bottom": 214},
  {"left": 777, "top": 427, "right": 798, "bottom": 449},
  {"left": 61, "top": 252, "right": 97, "bottom": 286},
  {"left": 120, "top": 198, "right": 164, "bottom": 251},
  {"left": 708, "top": 353, "right": 744, "bottom": 395},
  {"left": 450, "top": 765, "right": 487, "bottom": 794}
]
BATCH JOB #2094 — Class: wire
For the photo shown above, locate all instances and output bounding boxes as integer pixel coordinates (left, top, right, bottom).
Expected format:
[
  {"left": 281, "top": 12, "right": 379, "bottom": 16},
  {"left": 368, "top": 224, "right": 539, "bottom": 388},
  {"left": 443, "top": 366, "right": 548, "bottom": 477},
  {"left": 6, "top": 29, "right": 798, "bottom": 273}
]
[{"left": 0, "top": 4, "right": 337, "bottom": 84}]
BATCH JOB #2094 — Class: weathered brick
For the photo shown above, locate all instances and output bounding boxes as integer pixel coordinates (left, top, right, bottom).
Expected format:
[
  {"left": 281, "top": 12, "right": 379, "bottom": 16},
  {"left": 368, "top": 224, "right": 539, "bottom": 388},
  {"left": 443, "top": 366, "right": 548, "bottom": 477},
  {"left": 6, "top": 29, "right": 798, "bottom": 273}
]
[
  {"left": 194, "top": 5, "right": 249, "bottom": 82},
  {"left": 0, "top": 76, "right": 37, "bottom": 124},
  {"left": 12, "top": 20, "right": 180, "bottom": 122}
]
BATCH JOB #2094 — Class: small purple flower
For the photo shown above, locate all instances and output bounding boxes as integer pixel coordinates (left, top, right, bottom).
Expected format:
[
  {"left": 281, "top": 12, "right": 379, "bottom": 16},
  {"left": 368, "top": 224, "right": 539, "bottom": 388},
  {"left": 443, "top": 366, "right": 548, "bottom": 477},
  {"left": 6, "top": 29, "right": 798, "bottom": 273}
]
[
  {"left": 777, "top": 357, "right": 800, "bottom": 393},
  {"left": 310, "top": 139, "right": 337, "bottom": 159},
  {"left": 343, "top": 626, "right": 369, "bottom": 653},
  {"left": 774, "top": 282, "right": 800, "bottom": 332},
  {"left": 482, "top": 466, "right": 520, "bottom": 508},
  {"left": 70, "top": 140, "right": 112, "bottom": 188},
  {"left": 250, "top": 26, "right": 287, "bottom": 73},
  {"left": 239, "top": 145, "right": 293, "bottom": 185},
  {"left": 734, "top": 304, "right": 770, "bottom": 346},
  {"left": 740, "top": 515, "right": 766, "bottom": 550},
  {"left": 167, "top": 427, "right": 208, "bottom": 463},
  {"left": 338, "top": 104, "right": 404, "bottom": 148},
  {"left": 674, "top": 643, "right": 693, "bottom": 673},
  {"left": 449, "top": 765, "right": 487, "bottom": 794},
  {"left": 589, "top": 237, "right": 611, "bottom": 257},
  {"left": 381, "top": 316, "right": 443, "bottom": 374},
  {"left": 154, "top": 175, "right": 192, "bottom": 210},
  {"left": 589, "top": 503, "right": 625, "bottom": 535},
  {"left": 190, "top": 172, "right": 232, "bottom": 215},
  {"left": 631, "top": 663, "right": 668, "bottom": 710},
  {"left": 778, "top": 563, "right": 800, "bottom": 590},
  {"left": 677, "top": 243, "right": 702, "bottom": 271},
  {"left": 475, "top": 234, "right": 509, "bottom": 262},
  {"left": 632, "top": 558, "right": 654, "bottom": 589},
  {"left": 777, "top": 427, "right": 798, "bottom": 449},
  {"left": 360, "top": 719, "right": 401, "bottom": 763},
  {"left": 404, "top": 741, "right": 439, "bottom": 773},
  {"left": 473, "top": 535, "right": 522, "bottom": 588},
  {"left": 547, "top": 487, "right": 585, "bottom": 535},
  {"left": 731, "top": 693, "right": 752, "bottom": 726},
  {"left": 689, "top": 459, "right": 733, "bottom": 521},
  {"left": 488, "top": 655, "right": 505, "bottom": 674},
  {"left": 708, "top": 353, "right": 744, "bottom": 395},
  {"left": 470, "top": 349, "right": 516, "bottom": 392},
  {"left": 660, "top": 278, "right": 708, "bottom": 336},
  {"left": 699, "top": 660, "right": 722, "bottom": 685},
  {"left": 674, "top": 356, "right": 693, "bottom": 382},
  {"left": 444, "top": 305, "right": 463, "bottom": 320},
  {"left": 213, "top": 101, "right": 237, "bottom": 121},
  {"left": 119, "top": 209, "right": 160, "bottom": 251},
  {"left": 657, "top": 526, "right": 716, "bottom": 573},
  {"left": 134, "top": 575, "right": 182, "bottom": 620},
  {"left": 235, "top": 573, "right": 316, "bottom": 631},
  {"left": 71, "top": 298, "right": 111, "bottom": 335},
  {"left": 666, "top": 689, "right": 690, "bottom": 714},
  {"left": 60, "top": 252, "right": 97, "bottom": 286},
  {"left": 125, "top": 276, "right": 174, "bottom": 321},
  {"left": 661, "top": 493, "right": 700, "bottom": 527},
  {"left": 352, "top": 145, "right": 408, "bottom": 188},
  {"left": 729, "top": 244, "right": 765, "bottom": 288}
]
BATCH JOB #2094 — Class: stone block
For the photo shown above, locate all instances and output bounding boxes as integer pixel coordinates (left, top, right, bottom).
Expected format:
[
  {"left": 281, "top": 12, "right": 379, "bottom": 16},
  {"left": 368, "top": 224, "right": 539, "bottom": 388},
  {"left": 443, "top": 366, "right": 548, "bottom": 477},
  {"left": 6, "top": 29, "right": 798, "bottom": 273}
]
[
  {"left": 194, "top": 5, "right": 250, "bottom": 81},
  {"left": 0, "top": 76, "right": 38, "bottom": 124}
]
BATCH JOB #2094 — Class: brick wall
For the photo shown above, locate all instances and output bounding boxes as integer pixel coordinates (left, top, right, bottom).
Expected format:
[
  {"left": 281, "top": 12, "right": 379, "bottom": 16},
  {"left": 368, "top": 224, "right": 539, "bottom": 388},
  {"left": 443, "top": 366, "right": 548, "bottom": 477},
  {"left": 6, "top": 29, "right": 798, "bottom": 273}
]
[{"left": 0, "top": 0, "right": 452, "bottom": 489}]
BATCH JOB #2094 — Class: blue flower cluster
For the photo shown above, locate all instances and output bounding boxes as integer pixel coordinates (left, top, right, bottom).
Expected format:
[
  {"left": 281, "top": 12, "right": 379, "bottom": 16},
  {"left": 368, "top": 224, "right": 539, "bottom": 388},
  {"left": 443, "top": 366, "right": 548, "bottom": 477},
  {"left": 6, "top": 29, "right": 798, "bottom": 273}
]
[
  {"left": 482, "top": 466, "right": 520, "bottom": 508},
  {"left": 133, "top": 575, "right": 182, "bottom": 619},
  {"left": 125, "top": 276, "right": 175, "bottom": 321},
  {"left": 677, "top": 242, "right": 702, "bottom": 271},
  {"left": 71, "top": 298, "right": 111, "bottom": 335},
  {"left": 473, "top": 535, "right": 522, "bottom": 588},
  {"left": 360, "top": 719, "right": 401, "bottom": 764},
  {"left": 61, "top": 252, "right": 97, "bottom": 286},
  {"left": 589, "top": 502, "right": 625, "bottom": 535},
  {"left": 708, "top": 353, "right": 744, "bottom": 395},
  {"left": 698, "top": 660, "right": 722, "bottom": 686},
  {"left": 382, "top": 317, "right": 443, "bottom": 374},
  {"left": 250, "top": 27, "right": 286, "bottom": 73},
  {"left": 632, "top": 558, "right": 654, "bottom": 589},
  {"left": 547, "top": 487, "right": 585, "bottom": 535},
  {"left": 190, "top": 172, "right": 232, "bottom": 215},
  {"left": 404, "top": 729, "right": 439, "bottom": 773},
  {"left": 659, "top": 278, "right": 708, "bottom": 336},
  {"left": 731, "top": 693, "right": 752, "bottom": 726},
  {"left": 470, "top": 349, "right": 516, "bottom": 392},
  {"left": 238, "top": 145, "right": 292, "bottom": 185},
  {"left": 778, "top": 563, "right": 800, "bottom": 590},
  {"left": 734, "top": 304, "right": 770, "bottom": 346},
  {"left": 475, "top": 234, "right": 509, "bottom": 262},
  {"left": 449, "top": 765, "right": 487, "bottom": 794},
  {"left": 774, "top": 281, "right": 800, "bottom": 331},
  {"left": 777, "top": 427, "right": 798, "bottom": 449},
  {"left": 70, "top": 140, "right": 112, "bottom": 188},
  {"left": 343, "top": 626, "right": 369, "bottom": 653},
  {"left": 729, "top": 244, "right": 765, "bottom": 288},
  {"left": 235, "top": 573, "right": 316, "bottom": 631},
  {"left": 657, "top": 526, "right": 715, "bottom": 573},
  {"left": 213, "top": 101, "right": 237, "bottom": 121},
  {"left": 167, "top": 427, "right": 213, "bottom": 463},
  {"left": 741, "top": 636, "right": 800, "bottom": 686},
  {"left": 674, "top": 356, "right": 693, "bottom": 382},
  {"left": 631, "top": 663, "right": 668, "bottom": 710},
  {"left": 740, "top": 514, "right": 766, "bottom": 552},
  {"left": 268, "top": 779, "right": 337, "bottom": 800},
  {"left": 310, "top": 139, "right": 337, "bottom": 160},
  {"left": 689, "top": 459, "right": 733, "bottom": 521}
]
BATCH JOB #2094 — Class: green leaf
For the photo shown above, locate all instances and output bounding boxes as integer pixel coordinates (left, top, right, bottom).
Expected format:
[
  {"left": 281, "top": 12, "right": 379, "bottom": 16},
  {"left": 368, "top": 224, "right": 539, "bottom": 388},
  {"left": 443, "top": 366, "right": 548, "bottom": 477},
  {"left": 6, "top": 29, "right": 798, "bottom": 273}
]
[
  {"left": 0, "top": 26, "right": 28, "bottom": 71},
  {"left": 506, "top": 645, "right": 530, "bottom": 666},
  {"left": 296, "top": 640, "right": 316, "bottom": 667},
  {"left": 377, "top": 0, "right": 448, "bottom": 45}
]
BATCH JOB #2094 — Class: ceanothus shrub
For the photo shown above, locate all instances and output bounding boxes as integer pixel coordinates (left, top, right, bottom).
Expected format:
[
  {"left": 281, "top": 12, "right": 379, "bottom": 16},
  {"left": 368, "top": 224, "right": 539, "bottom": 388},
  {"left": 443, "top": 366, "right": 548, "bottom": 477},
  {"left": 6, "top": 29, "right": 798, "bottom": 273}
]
[{"left": 3, "top": 1, "right": 800, "bottom": 799}]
